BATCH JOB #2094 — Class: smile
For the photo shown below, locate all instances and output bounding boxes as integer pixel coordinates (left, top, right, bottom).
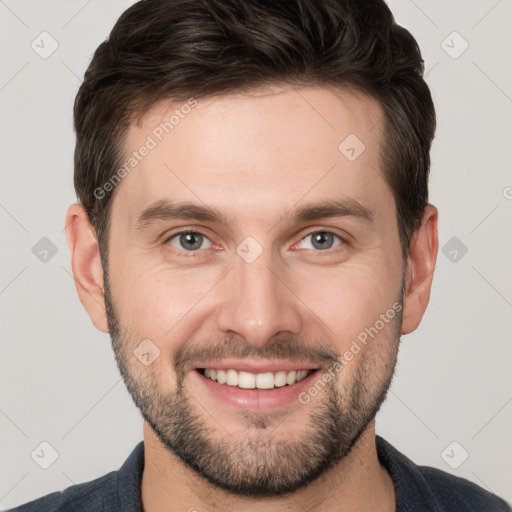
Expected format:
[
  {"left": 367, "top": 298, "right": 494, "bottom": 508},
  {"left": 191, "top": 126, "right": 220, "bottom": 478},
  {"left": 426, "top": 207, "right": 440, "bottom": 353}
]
[{"left": 198, "top": 368, "right": 314, "bottom": 389}]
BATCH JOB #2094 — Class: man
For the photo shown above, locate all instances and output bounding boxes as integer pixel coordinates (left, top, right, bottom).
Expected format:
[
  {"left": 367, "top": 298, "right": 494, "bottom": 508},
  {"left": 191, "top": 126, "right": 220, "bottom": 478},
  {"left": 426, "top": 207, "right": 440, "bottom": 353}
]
[{"left": 11, "top": 0, "right": 510, "bottom": 510}]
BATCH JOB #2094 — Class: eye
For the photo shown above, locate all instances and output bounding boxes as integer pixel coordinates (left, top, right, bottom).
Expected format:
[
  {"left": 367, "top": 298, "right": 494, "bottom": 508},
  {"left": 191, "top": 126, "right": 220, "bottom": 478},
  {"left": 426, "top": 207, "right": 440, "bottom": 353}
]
[
  {"left": 166, "top": 230, "right": 212, "bottom": 252},
  {"left": 298, "top": 231, "right": 343, "bottom": 251}
]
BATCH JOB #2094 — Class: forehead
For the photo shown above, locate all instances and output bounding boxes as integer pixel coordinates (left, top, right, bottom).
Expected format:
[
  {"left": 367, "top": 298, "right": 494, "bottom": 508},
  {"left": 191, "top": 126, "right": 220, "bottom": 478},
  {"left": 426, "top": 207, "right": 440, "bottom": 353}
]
[{"left": 113, "top": 85, "right": 391, "bottom": 226}]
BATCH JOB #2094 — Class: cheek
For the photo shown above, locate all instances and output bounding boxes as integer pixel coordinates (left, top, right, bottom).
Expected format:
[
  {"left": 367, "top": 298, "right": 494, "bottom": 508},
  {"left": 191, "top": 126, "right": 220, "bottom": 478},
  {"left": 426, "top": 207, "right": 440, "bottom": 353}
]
[
  {"left": 335, "top": 298, "right": 402, "bottom": 400},
  {"left": 108, "top": 257, "right": 218, "bottom": 342},
  {"left": 295, "top": 259, "right": 402, "bottom": 351}
]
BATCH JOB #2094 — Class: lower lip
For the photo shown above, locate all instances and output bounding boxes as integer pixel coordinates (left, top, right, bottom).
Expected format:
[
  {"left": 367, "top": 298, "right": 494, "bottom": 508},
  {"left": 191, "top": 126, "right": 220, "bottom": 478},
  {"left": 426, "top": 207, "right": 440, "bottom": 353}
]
[{"left": 191, "top": 369, "right": 320, "bottom": 410}]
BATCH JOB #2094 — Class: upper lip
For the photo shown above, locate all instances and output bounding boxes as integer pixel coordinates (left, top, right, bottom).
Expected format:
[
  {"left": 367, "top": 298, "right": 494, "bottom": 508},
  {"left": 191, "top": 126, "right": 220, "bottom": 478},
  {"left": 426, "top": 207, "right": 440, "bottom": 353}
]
[{"left": 192, "top": 359, "right": 320, "bottom": 374}]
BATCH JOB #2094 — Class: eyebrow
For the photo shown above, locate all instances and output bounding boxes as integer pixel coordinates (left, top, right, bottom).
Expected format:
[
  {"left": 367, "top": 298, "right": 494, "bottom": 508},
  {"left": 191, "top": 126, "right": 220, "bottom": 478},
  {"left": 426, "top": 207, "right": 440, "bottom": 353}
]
[{"left": 135, "top": 197, "right": 373, "bottom": 230}]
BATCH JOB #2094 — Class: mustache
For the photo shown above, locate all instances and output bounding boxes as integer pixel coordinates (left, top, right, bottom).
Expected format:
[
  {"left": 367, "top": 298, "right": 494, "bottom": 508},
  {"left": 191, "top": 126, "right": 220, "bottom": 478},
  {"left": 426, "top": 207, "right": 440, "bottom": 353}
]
[{"left": 174, "top": 335, "right": 341, "bottom": 375}]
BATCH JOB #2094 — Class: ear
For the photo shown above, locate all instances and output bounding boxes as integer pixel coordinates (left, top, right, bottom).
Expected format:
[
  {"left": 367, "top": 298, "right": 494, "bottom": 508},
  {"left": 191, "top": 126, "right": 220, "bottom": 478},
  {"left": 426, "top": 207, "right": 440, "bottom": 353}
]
[
  {"left": 65, "top": 203, "right": 109, "bottom": 333},
  {"left": 401, "top": 204, "right": 438, "bottom": 335}
]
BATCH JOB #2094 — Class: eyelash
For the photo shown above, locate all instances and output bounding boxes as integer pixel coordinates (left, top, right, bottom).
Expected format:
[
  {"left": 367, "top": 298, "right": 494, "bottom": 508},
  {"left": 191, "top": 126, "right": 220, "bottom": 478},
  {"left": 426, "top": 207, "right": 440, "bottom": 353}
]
[{"left": 164, "top": 229, "right": 346, "bottom": 257}]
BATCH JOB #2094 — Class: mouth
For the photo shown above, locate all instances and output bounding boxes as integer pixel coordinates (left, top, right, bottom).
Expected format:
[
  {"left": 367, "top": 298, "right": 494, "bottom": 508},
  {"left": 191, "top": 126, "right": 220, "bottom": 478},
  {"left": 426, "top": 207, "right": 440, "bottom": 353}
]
[{"left": 191, "top": 363, "right": 321, "bottom": 410}]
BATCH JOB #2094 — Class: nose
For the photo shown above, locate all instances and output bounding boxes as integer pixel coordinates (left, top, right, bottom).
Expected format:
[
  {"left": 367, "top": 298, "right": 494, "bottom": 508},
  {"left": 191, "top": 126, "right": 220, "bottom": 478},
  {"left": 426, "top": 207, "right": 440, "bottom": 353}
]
[{"left": 216, "top": 246, "right": 303, "bottom": 348}]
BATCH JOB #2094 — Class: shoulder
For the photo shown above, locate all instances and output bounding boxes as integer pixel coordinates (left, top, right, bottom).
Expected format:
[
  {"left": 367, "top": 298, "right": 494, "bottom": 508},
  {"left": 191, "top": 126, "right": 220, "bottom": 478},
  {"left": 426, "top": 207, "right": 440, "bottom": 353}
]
[
  {"left": 7, "top": 471, "right": 118, "bottom": 512},
  {"left": 376, "top": 436, "right": 511, "bottom": 512},
  {"left": 8, "top": 441, "right": 145, "bottom": 512},
  {"left": 417, "top": 465, "right": 511, "bottom": 511}
]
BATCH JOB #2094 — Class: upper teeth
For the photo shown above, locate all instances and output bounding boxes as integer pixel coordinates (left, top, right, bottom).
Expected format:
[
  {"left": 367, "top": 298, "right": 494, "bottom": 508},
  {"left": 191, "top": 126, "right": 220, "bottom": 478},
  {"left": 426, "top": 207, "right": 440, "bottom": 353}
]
[{"left": 203, "top": 369, "right": 310, "bottom": 389}]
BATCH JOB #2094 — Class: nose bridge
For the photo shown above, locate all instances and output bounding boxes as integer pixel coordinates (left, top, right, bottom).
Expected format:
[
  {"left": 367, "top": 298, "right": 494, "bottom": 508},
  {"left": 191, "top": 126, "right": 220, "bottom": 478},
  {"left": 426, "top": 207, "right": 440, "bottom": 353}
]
[{"left": 216, "top": 242, "right": 302, "bottom": 347}]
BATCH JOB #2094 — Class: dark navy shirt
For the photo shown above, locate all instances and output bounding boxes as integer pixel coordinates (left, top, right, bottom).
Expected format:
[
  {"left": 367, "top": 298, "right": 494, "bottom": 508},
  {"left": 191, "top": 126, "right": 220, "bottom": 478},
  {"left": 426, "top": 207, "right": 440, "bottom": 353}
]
[{"left": 9, "top": 436, "right": 511, "bottom": 511}]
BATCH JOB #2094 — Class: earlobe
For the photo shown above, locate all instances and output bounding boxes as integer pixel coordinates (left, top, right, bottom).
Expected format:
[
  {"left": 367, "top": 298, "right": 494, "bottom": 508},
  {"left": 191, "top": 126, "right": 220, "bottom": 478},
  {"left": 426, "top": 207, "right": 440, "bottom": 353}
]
[
  {"left": 65, "top": 203, "right": 109, "bottom": 333},
  {"left": 401, "top": 204, "right": 439, "bottom": 335}
]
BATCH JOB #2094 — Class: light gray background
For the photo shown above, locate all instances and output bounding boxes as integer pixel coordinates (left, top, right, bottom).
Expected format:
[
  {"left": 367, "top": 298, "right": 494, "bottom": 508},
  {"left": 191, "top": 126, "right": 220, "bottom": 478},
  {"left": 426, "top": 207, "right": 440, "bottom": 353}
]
[{"left": 1, "top": 0, "right": 511, "bottom": 508}]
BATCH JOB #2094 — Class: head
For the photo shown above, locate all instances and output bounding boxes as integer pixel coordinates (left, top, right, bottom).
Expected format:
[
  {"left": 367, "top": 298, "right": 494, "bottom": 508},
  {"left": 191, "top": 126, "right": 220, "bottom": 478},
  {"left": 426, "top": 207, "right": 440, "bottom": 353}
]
[{"left": 66, "top": 0, "right": 438, "bottom": 497}]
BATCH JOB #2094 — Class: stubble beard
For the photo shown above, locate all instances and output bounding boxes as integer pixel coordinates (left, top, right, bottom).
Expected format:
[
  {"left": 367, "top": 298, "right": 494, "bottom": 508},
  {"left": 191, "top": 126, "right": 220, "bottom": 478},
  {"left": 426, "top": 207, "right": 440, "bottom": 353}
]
[{"left": 103, "top": 271, "right": 402, "bottom": 497}]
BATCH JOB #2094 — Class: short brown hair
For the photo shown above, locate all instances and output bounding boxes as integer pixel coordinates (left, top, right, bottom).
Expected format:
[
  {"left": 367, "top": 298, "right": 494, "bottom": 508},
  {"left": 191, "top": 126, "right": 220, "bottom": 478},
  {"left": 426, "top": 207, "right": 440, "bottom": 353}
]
[{"left": 73, "top": 0, "right": 435, "bottom": 262}]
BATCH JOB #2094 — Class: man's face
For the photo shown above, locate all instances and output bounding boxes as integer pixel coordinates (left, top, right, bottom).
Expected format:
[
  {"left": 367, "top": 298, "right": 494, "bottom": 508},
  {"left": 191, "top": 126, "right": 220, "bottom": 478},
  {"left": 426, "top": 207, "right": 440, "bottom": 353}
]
[{"left": 104, "top": 85, "right": 405, "bottom": 495}]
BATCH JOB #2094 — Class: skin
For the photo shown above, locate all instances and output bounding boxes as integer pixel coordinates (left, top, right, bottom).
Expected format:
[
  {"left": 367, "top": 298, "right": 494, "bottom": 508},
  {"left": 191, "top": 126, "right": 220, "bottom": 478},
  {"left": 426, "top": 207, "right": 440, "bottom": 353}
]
[{"left": 66, "top": 85, "right": 438, "bottom": 511}]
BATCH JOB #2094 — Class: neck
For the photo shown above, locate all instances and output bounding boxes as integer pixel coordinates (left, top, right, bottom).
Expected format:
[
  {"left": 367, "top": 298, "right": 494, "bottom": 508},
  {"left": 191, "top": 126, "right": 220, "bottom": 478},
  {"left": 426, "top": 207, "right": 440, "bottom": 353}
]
[{"left": 140, "top": 420, "right": 396, "bottom": 512}]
